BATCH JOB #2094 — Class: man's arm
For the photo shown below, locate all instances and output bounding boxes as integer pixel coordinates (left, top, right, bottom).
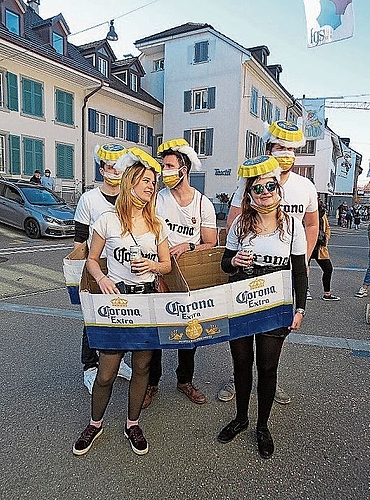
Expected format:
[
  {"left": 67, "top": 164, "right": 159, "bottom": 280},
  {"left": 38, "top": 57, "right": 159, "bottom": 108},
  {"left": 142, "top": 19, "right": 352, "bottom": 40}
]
[{"left": 303, "top": 210, "right": 319, "bottom": 260}]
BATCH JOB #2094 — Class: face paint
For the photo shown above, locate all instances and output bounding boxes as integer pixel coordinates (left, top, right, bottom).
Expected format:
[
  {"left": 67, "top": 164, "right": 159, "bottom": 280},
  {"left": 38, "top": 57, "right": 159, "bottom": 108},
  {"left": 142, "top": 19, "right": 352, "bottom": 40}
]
[
  {"left": 271, "top": 150, "right": 295, "bottom": 171},
  {"left": 130, "top": 188, "right": 147, "bottom": 209},
  {"left": 103, "top": 171, "right": 122, "bottom": 186},
  {"left": 162, "top": 169, "right": 184, "bottom": 189}
]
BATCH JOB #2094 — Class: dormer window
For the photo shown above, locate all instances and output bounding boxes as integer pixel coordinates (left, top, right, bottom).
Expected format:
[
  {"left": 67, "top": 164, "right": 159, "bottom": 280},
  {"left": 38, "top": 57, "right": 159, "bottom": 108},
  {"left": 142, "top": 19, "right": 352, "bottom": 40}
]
[
  {"left": 5, "top": 9, "right": 20, "bottom": 35},
  {"left": 98, "top": 57, "right": 108, "bottom": 77},
  {"left": 130, "top": 73, "right": 138, "bottom": 92},
  {"left": 52, "top": 32, "right": 64, "bottom": 55}
]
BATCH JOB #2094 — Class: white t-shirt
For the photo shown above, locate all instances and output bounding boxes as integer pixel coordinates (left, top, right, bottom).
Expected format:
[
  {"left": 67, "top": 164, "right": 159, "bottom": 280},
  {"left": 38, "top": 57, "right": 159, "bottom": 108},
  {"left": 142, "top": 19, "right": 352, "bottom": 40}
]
[
  {"left": 231, "top": 171, "right": 318, "bottom": 221},
  {"left": 74, "top": 187, "right": 116, "bottom": 249},
  {"left": 156, "top": 188, "right": 216, "bottom": 246},
  {"left": 93, "top": 211, "right": 169, "bottom": 285},
  {"left": 227, "top": 215, "right": 307, "bottom": 268}
]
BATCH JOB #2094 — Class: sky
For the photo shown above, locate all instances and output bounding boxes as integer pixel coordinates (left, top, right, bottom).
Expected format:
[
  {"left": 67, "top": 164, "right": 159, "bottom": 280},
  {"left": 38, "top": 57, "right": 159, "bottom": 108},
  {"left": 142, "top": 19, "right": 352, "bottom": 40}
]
[{"left": 39, "top": 0, "right": 370, "bottom": 181}]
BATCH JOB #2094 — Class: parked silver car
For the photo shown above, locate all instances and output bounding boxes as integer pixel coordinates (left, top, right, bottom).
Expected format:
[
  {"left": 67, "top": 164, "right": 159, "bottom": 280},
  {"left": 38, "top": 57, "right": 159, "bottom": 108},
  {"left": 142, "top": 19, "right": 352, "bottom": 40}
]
[{"left": 0, "top": 179, "right": 75, "bottom": 238}]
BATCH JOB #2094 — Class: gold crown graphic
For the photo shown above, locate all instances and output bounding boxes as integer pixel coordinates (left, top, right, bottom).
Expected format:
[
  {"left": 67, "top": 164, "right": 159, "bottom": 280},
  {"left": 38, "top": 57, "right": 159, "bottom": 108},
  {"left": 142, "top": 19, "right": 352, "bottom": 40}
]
[
  {"left": 110, "top": 297, "right": 128, "bottom": 307},
  {"left": 249, "top": 277, "right": 265, "bottom": 290}
]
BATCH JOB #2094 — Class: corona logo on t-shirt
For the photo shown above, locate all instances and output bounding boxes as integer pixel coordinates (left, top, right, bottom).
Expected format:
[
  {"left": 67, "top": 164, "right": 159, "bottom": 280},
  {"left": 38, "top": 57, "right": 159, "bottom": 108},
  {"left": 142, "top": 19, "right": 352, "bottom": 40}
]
[
  {"left": 164, "top": 218, "right": 195, "bottom": 237},
  {"left": 113, "top": 247, "right": 157, "bottom": 264},
  {"left": 280, "top": 202, "right": 305, "bottom": 215}
]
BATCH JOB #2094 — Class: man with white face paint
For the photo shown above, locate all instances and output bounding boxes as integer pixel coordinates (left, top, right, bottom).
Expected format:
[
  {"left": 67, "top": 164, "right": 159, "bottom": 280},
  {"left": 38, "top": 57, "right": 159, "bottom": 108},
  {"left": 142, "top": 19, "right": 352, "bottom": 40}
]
[
  {"left": 218, "top": 121, "right": 319, "bottom": 405},
  {"left": 74, "top": 144, "right": 132, "bottom": 393},
  {"left": 141, "top": 138, "right": 217, "bottom": 408}
]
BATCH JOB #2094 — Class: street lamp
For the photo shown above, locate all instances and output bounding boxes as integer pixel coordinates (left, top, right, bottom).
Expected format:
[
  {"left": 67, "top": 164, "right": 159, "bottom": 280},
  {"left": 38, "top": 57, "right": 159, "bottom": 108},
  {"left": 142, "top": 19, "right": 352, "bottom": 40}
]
[{"left": 106, "top": 20, "right": 118, "bottom": 41}]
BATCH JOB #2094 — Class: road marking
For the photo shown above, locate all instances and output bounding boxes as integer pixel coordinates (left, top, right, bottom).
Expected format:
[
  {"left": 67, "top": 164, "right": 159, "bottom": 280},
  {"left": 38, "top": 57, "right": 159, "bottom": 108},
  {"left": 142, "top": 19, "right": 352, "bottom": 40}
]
[
  {"left": 0, "top": 302, "right": 369, "bottom": 353},
  {"left": 0, "top": 243, "right": 72, "bottom": 255}
]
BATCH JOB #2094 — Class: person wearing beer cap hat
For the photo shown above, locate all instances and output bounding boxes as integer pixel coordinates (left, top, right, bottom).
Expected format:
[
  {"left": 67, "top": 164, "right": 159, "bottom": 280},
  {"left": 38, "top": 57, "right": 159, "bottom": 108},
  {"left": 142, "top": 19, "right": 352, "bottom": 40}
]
[
  {"left": 74, "top": 143, "right": 132, "bottom": 395},
  {"left": 141, "top": 138, "right": 217, "bottom": 409},
  {"left": 217, "top": 155, "right": 308, "bottom": 458},
  {"left": 73, "top": 147, "right": 171, "bottom": 457},
  {"left": 218, "top": 121, "right": 318, "bottom": 406}
]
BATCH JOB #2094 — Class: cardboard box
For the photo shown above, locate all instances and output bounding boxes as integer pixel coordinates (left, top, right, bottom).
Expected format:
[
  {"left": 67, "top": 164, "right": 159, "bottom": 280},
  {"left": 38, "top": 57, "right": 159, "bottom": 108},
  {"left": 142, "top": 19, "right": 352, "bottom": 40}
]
[{"left": 78, "top": 247, "right": 294, "bottom": 350}]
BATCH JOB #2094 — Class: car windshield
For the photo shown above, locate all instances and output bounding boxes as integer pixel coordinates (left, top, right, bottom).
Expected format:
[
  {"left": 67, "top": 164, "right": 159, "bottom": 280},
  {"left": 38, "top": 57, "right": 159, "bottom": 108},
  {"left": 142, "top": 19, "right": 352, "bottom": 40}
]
[{"left": 21, "top": 187, "right": 64, "bottom": 206}]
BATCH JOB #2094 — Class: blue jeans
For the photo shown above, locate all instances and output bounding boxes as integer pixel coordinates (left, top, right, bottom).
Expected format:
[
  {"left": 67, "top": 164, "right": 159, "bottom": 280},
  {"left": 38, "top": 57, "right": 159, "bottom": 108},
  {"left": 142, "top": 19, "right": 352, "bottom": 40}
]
[{"left": 363, "top": 259, "right": 370, "bottom": 286}]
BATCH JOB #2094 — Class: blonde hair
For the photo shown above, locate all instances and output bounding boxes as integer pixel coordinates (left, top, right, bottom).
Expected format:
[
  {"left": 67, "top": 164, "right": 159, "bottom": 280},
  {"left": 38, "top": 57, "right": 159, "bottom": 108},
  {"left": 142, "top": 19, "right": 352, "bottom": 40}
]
[
  {"left": 115, "top": 163, "right": 161, "bottom": 240},
  {"left": 236, "top": 176, "right": 290, "bottom": 243}
]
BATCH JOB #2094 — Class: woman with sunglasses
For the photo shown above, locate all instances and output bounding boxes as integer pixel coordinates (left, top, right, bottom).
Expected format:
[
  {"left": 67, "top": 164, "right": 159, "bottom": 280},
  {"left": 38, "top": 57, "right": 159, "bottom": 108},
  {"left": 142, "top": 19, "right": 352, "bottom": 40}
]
[
  {"left": 72, "top": 148, "right": 171, "bottom": 457},
  {"left": 217, "top": 155, "right": 308, "bottom": 459}
]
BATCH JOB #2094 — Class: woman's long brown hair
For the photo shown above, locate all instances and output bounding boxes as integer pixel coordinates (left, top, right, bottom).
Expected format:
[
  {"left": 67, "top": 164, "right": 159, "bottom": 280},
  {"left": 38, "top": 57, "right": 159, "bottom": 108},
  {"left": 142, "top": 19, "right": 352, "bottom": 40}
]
[
  {"left": 115, "top": 163, "right": 161, "bottom": 240},
  {"left": 236, "top": 176, "right": 290, "bottom": 244}
]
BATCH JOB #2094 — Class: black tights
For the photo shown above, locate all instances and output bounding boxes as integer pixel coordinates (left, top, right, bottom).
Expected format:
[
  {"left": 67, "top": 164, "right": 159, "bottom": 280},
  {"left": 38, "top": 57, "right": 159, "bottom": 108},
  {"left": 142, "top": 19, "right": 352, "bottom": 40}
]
[
  {"left": 230, "top": 334, "right": 284, "bottom": 429},
  {"left": 91, "top": 350, "right": 153, "bottom": 422}
]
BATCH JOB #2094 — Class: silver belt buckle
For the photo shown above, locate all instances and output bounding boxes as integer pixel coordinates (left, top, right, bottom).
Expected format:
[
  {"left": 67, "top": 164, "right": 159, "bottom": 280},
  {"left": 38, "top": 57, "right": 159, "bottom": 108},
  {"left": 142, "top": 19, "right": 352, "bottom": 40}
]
[{"left": 135, "top": 284, "right": 146, "bottom": 294}]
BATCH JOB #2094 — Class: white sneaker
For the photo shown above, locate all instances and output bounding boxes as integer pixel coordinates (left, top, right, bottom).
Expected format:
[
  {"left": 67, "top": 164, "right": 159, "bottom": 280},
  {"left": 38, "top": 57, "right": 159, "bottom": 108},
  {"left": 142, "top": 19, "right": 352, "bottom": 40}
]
[
  {"left": 274, "top": 385, "right": 291, "bottom": 404},
  {"left": 83, "top": 367, "right": 97, "bottom": 395},
  {"left": 117, "top": 360, "right": 132, "bottom": 380},
  {"left": 217, "top": 378, "right": 235, "bottom": 402},
  {"left": 306, "top": 289, "right": 313, "bottom": 300},
  {"left": 355, "top": 286, "right": 368, "bottom": 298}
]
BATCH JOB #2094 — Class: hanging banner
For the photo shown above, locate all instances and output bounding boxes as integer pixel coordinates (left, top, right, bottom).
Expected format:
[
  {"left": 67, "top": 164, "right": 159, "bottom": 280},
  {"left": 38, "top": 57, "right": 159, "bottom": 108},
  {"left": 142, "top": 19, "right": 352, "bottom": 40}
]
[
  {"left": 301, "top": 98, "right": 326, "bottom": 140},
  {"left": 303, "top": 0, "right": 354, "bottom": 48}
]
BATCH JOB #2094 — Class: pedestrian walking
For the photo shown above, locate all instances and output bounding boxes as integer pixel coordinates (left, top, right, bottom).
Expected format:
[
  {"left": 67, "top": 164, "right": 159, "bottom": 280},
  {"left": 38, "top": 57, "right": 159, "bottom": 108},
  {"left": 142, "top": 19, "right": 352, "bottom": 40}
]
[{"left": 355, "top": 222, "right": 370, "bottom": 298}]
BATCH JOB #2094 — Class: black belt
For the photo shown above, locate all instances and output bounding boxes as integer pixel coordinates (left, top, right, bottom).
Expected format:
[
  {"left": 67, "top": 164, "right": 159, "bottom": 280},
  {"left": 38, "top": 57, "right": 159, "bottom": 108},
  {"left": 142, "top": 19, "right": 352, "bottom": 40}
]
[{"left": 115, "top": 281, "right": 156, "bottom": 294}]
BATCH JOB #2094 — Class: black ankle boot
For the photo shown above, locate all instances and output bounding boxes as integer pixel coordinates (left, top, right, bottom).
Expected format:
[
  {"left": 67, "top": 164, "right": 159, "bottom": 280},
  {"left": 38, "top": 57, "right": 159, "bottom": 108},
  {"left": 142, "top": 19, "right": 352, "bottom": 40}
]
[{"left": 256, "top": 428, "right": 274, "bottom": 459}]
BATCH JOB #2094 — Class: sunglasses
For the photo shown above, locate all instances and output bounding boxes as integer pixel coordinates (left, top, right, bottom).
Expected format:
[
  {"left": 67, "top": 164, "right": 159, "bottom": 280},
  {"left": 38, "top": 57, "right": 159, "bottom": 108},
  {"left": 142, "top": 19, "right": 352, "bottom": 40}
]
[{"left": 251, "top": 181, "right": 277, "bottom": 195}]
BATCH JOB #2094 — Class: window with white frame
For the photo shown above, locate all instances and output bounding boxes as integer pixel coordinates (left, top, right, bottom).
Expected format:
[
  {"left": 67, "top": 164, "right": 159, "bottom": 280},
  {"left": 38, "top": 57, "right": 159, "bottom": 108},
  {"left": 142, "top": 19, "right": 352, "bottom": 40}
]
[
  {"left": 275, "top": 107, "right": 281, "bottom": 121},
  {"left": 193, "top": 89, "right": 208, "bottom": 110},
  {"left": 250, "top": 87, "right": 258, "bottom": 115},
  {"left": 116, "top": 71, "right": 128, "bottom": 84},
  {"left": 156, "top": 135, "right": 163, "bottom": 156},
  {"left": 138, "top": 125, "right": 146, "bottom": 145},
  {"left": 130, "top": 73, "right": 138, "bottom": 92},
  {"left": 246, "top": 131, "right": 263, "bottom": 158},
  {"left": 292, "top": 165, "right": 314, "bottom": 181},
  {"left": 192, "top": 130, "right": 206, "bottom": 155},
  {"left": 153, "top": 59, "right": 164, "bottom": 71},
  {"left": 296, "top": 140, "right": 316, "bottom": 155},
  {"left": 0, "top": 135, "right": 5, "bottom": 172},
  {"left": 98, "top": 57, "right": 108, "bottom": 77},
  {"left": 96, "top": 112, "right": 107, "bottom": 135},
  {"left": 115, "top": 118, "right": 125, "bottom": 139}
]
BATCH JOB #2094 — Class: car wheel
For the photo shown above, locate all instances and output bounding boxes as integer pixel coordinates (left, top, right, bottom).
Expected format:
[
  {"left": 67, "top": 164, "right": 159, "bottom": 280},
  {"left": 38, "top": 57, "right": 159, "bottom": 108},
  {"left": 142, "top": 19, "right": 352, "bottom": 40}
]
[{"left": 24, "top": 218, "right": 41, "bottom": 239}]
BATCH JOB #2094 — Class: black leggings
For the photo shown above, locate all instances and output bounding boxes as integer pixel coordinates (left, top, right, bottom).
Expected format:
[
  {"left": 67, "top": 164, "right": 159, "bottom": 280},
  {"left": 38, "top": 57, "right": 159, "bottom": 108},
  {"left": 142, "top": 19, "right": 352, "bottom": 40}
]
[
  {"left": 91, "top": 350, "right": 153, "bottom": 422},
  {"left": 309, "top": 248, "right": 333, "bottom": 293},
  {"left": 230, "top": 334, "right": 284, "bottom": 429}
]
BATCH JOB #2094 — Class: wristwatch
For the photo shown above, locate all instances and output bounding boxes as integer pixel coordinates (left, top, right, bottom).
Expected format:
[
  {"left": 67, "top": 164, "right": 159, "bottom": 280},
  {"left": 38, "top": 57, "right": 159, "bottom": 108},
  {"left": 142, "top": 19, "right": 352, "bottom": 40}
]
[
  {"left": 295, "top": 308, "right": 305, "bottom": 316},
  {"left": 189, "top": 242, "right": 196, "bottom": 251}
]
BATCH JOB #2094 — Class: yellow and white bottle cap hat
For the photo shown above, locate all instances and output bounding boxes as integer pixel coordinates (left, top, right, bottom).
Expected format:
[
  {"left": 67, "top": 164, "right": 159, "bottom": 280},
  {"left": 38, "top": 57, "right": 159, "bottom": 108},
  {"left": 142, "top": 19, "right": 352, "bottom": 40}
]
[
  {"left": 263, "top": 120, "right": 306, "bottom": 148},
  {"left": 94, "top": 143, "right": 127, "bottom": 165},
  {"left": 238, "top": 155, "right": 281, "bottom": 179},
  {"left": 157, "top": 138, "right": 201, "bottom": 171},
  {"left": 115, "top": 147, "right": 161, "bottom": 174}
]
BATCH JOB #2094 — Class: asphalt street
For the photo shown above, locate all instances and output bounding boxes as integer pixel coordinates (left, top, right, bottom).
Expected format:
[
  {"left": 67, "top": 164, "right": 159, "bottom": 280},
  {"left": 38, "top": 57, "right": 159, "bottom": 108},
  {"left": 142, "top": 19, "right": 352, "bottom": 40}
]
[{"left": 0, "top": 219, "right": 369, "bottom": 500}]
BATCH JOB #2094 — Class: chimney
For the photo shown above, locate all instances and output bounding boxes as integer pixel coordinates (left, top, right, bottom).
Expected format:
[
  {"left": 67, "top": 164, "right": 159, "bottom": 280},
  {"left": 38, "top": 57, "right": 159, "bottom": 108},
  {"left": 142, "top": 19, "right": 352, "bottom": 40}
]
[
  {"left": 267, "top": 64, "right": 283, "bottom": 82},
  {"left": 27, "top": 1, "right": 40, "bottom": 14},
  {"left": 247, "top": 45, "right": 270, "bottom": 66}
]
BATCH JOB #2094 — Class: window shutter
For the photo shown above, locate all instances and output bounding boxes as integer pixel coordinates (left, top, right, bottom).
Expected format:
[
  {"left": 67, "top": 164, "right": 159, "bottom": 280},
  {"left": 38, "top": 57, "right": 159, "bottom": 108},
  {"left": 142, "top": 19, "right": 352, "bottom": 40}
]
[
  {"left": 22, "top": 78, "right": 32, "bottom": 114},
  {"left": 147, "top": 127, "right": 153, "bottom": 147},
  {"left": 207, "top": 87, "right": 216, "bottom": 109},
  {"left": 184, "top": 130, "right": 191, "bottom": 144},
  {"left": 95, "top": 160, "right": 103, "bottom": 181},
  {"left": 261, "top": 97, "right": 266, "bottom": 121},
  {"left": 55, "top": 89, "right": 73, "bottom": 125},
  {"left": 108, "top": 115, "right": 116, "bottom": 137},
  {"left": 126, "top": 121, "right": 139, "bottom": 142},
  {"left": 9, "top": 135, "right": 21, "bottom": 174},
  {"left": 56, "top": 143, "right": 74, "bottom": 179},
  {"left": 7, "top": 72, "right": 18, "bottom": 111},
  {"left": 205, "top": 128, "right": 213, "bottom": 156},
  {"left": 184, "top": 91, "right": 191, "bottom": 112},
  {"left": 88, "top": 108, "right": 96, "bottom": 132},
  {"left": 33, "top": 81, "right": 43, "bottom": 117},
  {"left": 23, "top": 138, "right": 43, "bottom": 175}
]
